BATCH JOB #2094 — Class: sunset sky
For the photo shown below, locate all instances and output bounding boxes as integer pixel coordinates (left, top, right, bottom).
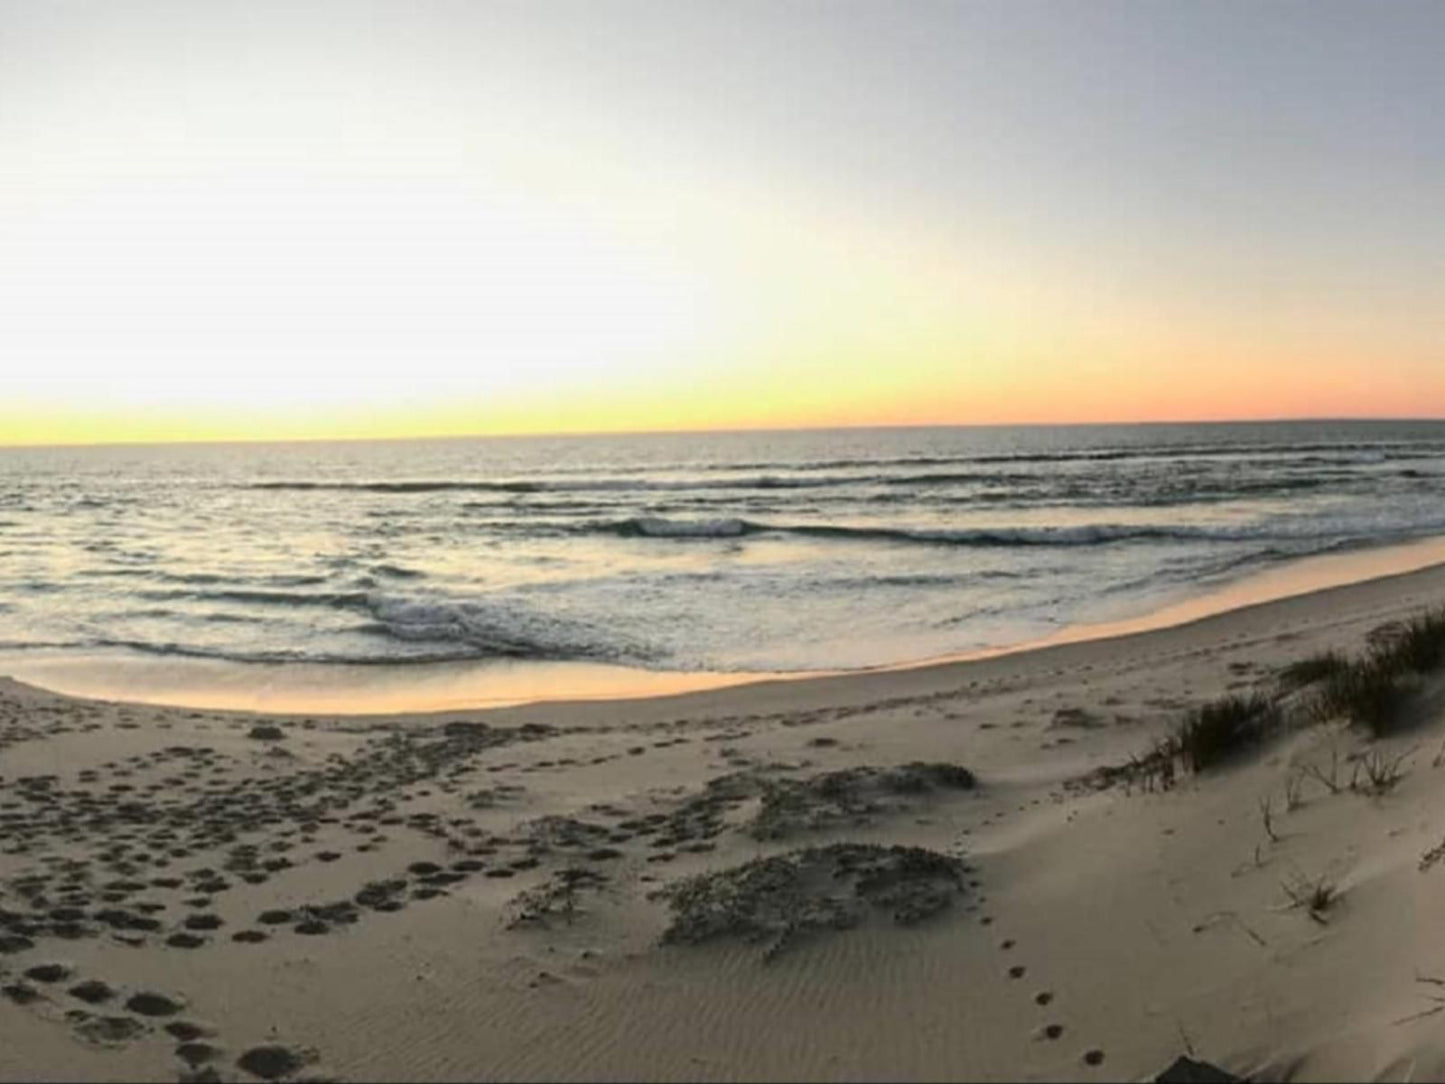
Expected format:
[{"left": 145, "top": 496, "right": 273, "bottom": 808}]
[{"left": 2, "top": 1, "right": 1442, "bottom": 444}]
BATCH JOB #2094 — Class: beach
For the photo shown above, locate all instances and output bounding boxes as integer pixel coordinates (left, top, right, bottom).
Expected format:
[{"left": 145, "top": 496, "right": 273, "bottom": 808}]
[
  {"left": 6, "top": 557, "right": 1445, "bottom": 1082},
  {"left": 6, "top": 0, "right": 1443, "bottom": 1077}
]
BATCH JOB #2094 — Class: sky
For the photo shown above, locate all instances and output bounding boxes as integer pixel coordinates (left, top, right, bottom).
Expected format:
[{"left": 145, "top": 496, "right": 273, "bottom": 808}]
[{"left": 1, "top": 0, "right": 1442, "bottom": 444}]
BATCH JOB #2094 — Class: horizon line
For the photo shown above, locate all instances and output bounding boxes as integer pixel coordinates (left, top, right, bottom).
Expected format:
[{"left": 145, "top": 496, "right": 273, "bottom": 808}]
[{"left": 3, "top": 414, "right": 1445, "bottom": 451}]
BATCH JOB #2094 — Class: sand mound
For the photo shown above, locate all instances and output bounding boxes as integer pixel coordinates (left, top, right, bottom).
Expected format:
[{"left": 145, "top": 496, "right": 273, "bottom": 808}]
[
  {"left": 655, "top": 843, "right": 969, "bottom": 959},
  {"left": 749, "top": 762, "right": 975, "bottom": 840}
]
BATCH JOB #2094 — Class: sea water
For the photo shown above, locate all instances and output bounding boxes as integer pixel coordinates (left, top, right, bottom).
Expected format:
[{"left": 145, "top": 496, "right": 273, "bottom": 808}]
[{"left": 3, "top": 420, "right": 1444, "bottom": 691}]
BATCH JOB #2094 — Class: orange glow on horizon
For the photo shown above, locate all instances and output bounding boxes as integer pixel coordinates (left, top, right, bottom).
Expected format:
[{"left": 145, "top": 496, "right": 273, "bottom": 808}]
[{"left": 4, "top": 351, "right": 1443, "bottom": 449}]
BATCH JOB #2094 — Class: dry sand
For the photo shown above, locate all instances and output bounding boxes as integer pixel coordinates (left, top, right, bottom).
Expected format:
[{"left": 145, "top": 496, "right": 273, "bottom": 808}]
[{"left": 8, "top": 561, "right": 1445, "bottom": 1081}]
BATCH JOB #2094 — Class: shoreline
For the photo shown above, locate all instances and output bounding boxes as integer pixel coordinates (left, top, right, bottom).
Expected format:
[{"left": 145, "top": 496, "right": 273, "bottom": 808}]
[
  {"left": 9, "top": 532, "right": 1445, "bottom": 718},
  {"left": 6, "top": 532, "right": 1445, "bottom": 1080}
]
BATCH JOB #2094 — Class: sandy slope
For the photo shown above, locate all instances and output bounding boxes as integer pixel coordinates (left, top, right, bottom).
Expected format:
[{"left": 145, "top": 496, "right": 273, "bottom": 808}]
[{"left": 7, "top": 562, "right": 1445, "bottom": 1082}]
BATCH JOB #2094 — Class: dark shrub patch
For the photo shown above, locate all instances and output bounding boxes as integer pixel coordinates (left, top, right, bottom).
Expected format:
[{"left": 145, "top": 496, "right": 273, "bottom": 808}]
[
  {"left": 1175, "top": 694, "right": 1279, "bottom": 772},
  {"left": 1279, "top": 651, "right": 1350, "bottom": 690}
]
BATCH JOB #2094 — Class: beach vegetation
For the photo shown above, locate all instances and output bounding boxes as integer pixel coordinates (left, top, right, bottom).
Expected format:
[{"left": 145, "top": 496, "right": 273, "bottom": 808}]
[
  {"left": 1381, "top": 609, "right": 1445, "bottom": 674},
  {"left": 1299, "top": 743, "right": 1345, "bottom": 795},
  {"left": 749, "top": 762, "right": 975, "bottom": 840},
  {"left": 1350, "top": 747, "right": 1411, "bottom": 796},
  {"left": 653, "top": 843, "right": 968, "bottom": 959},
  {"left": 1074, "top": 607, "right": 1445, "bottom": 795},
  {"left": 1283, "top": 769, "right": 1305, "bottom": 810},
  {"left": 1281, "top": 870, "right": 1338, "bottom": 923},
  {"left": 1310, "top": 607, "right": 1445, "bottom": 736},
  {"left": 1173, "top": 693, "right": 1280, "bottom": 773},
  {"left": 1278, "top": 651, "right": 1350, "bottom": 690},
  {"left": 1257, "top": 795, "right": 1279, "bottom": 842},
  {"left": 507, "top": 866, "right": 608, "bottom": 928},
  {"left": 1313, "top": 654, "right": 1414, "bottom": 736}
]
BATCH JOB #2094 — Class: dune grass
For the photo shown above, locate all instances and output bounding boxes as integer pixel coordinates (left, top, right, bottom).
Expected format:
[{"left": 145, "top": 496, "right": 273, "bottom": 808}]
[
  {"left": 1309, "top": 608, "right": 1445, "bottom": 736},
  {"left": 1313, "top": 654, "right": 1411, "bottom": 736},
  {"left": 1102, "top": 608, "right": 1445, "bottom": 793},
  {"left": 1174, "top": 693, "right": 1281, "bottom": 772},
  {"left": 1278, "top": 651, "right": 1351, "bottom": 691},
  {"left": 1108, "top": 692, "right": 1284, "bottom": 791}
]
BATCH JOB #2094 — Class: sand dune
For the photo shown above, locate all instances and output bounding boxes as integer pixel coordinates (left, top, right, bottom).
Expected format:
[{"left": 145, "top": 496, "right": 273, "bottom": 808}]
[{"left": 8, "top": 562, "right": 1445, "bottom": 1081}]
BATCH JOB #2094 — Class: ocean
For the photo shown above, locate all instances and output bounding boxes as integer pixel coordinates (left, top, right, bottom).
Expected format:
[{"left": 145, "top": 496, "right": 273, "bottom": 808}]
[{"left": 3, "top": 420, "right": 1445, "bottom": 695}]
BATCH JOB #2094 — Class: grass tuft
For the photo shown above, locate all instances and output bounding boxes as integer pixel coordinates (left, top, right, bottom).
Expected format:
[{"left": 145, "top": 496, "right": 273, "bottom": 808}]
[
  {"left": 1350, "top": 747, "right": 1412, "bottom": 795},
  {"left": 1091, "top": 605, "right": 1445, "bottom": 795},
  {"left": 1298, "top": 609, "right": 1445, "bottom": 736},
  {"left": 1174, "top": 694, "right": 1280, "bottom": 773},
  {"left": 1278, "top": 651, "right": 1350, "bottom": 691},
  {"left": 1281, "top": 871, "right": 1338, "bottom": 923},
  {"left": 1384, "top": 610, "right": 1445, "bottom": 674},
  {"left": 1314, "top": 654, "right": 1412, "bottom": 736}
]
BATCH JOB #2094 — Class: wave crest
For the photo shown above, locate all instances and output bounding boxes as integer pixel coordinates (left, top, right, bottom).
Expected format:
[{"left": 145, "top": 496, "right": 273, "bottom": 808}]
[{"left": 602, "top": 516, "right": 1222, "bottom": 547}]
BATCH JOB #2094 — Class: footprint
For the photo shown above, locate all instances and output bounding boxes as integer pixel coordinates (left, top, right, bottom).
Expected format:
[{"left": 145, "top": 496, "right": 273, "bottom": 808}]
[
  {"left": 236, "top": 1043, "right": 313, "bottom": 1080},
  {"left": 1082, "top": 1049, "right": 1105, "bottom": 1067},
  {"left": 23, "top": 963, "right": 73, "bottom": 984},
  {"left": 165, "top": 1020, "right": 215, "bottom": 1042},
  {"left": 76, "top": 1015, "right": 146, "bottom": 1045},
  {"left": 126, "top": 991, "right": 184, "bottom": 1017},
  {"left": 176, "top": 1040, "right": 223, "bottom": 1067},
  {"left": 68, "top": 979, "right": 116, "bottom": 1004},
  {"left": 2, "top": 982, "right": 42, "bottom": 1005}
]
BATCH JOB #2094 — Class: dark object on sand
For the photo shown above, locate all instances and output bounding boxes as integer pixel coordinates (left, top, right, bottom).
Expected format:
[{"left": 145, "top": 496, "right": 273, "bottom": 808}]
[
  {"left": 1155, "top": 1056, "right": 1239, "bottom": 1083},
  {"left": 247, "top": 725, "right": 285, "bottom": 741}
]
